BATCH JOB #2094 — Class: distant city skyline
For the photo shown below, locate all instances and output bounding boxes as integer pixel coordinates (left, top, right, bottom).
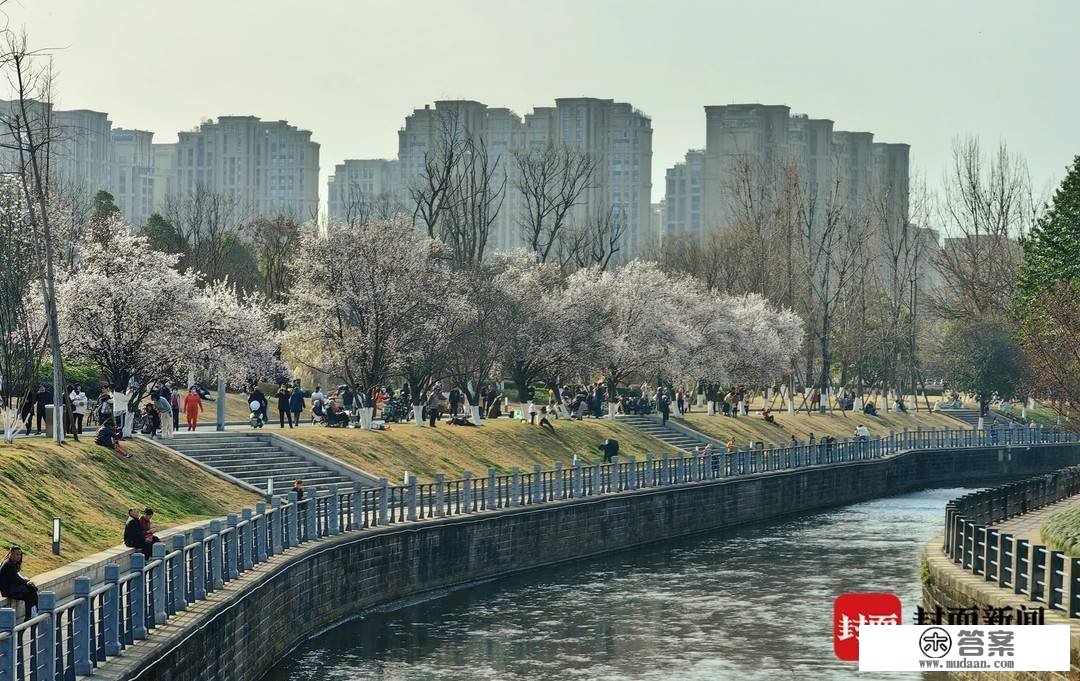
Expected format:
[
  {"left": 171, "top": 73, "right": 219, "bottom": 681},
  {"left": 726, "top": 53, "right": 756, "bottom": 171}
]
[{"left": 13, "top": 0, "right": 1080, "bottom": 215}]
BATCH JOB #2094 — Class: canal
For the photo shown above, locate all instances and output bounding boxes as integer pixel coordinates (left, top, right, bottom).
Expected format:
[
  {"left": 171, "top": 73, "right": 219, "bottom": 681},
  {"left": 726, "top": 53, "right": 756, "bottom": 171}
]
[{"left": 265, "top": 487, "right": 970, "bottom": 680}]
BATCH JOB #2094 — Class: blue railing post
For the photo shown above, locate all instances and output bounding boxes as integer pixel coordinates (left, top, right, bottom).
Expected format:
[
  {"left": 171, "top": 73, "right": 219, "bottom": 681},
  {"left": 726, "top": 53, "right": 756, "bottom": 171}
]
[
  {"left": 305, "top": 495, "right": 318, "bottom": 541},
  {"left": 0, "top": 608, "right": 16, "bottom": 680},
  {"left": 285, "top": 493, "right": 298, "bottom": 548},
  {"left": 592, "top": 459, "right": 602, "bottom": 495},
  {"left": 572, "top": 459, "right": 583, "bottom": 496},
  {"left": 407, "top": 479, "right": 418, "bottom": 520},
  {"left": 268, "top": 498, "right": 281, "bottom": 556},
  {"left": 378, "top": 478, "right": 390, "bottom": 524},
  {"left": 225, "top": 515, "right": 239, "bottom": 580},
  {"left": 241, "top": 509, "right": 255, "bottom": 570},
  {"left": 328, "top": 485, "right": 341, "bottom": 534},
  {"left": 555, "top": 461, "right": 565, "bottom": 499},
  {"left": 37, "top": 591, "right": 56, "bottom": 680},
  {"left": 628, "top": 454, "right": 638, "bottom": 489},
  {"left": 485, "top": 468, "right": 496, "bottom": 509},
  {"left": 103, "top": 564, "right": 121, "bottom": 655},
  {"left": 151, "top": 543, "right": 168, "bottom": 624},
  {"left": 645, "top": 453, "right": 655, "bottom": 484},
  {"left": 462, "top": 472, "right": 474, "bottom": 513},
  {"left": 130, "top": 553, "right": 148, "bottom": 639},
  {"left": 510, "top": 468, "right": 521, "bottom": 507},
  {"left": 170, "top": 536, "right": 188, "bottom": 611},
  {"left": 352, "top": 482, "right": 364, "bottom": 528},
  {"left": 209, "top": 520, "right": 224, "bottom": 589},
  {"left": 532, "top": 466, "right": 543, "bottom": 503},
  {"left": 690, "top": 450, "right": 700, "bottom": 481},
  {"left": 192, "top": 528, "right": 207, "bottom": 601},
  {"left": 661, "top": 453, "right": 670, "bottom": 485},
  {"left": 433, "top": 476, "right": 446, "bottom": 517},
  {"left": 73, "top": 576, "right": 93, "bottom": 674}
]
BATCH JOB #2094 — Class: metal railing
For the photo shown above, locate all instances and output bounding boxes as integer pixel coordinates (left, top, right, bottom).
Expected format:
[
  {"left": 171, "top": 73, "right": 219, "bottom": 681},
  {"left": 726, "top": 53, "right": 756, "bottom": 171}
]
[
  {"left": 1, "top": 423, "right": 1076, "bottom": 680},
  {"left": 942, "top": 463, "right": 1080, "bottom": 617}
]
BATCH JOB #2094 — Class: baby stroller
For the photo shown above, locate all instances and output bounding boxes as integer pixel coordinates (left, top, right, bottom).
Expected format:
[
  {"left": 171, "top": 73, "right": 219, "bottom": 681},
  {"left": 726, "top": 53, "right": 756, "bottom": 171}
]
[
  {"left": 249, "top": 399, "right": 264, "bottom": 429},
  {"left": 311, "top": 399, "right": 327, "bottom": 426}
]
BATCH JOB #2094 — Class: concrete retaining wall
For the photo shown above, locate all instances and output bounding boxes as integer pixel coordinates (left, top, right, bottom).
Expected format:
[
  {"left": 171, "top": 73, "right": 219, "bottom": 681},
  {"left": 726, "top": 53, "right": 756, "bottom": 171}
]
[{"left": 106, "top": 444, "right": 1080, "bottom": 681}]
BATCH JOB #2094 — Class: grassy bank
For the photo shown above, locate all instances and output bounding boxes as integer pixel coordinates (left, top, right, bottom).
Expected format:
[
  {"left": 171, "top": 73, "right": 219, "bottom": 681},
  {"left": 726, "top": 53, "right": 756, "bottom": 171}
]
[
  {"left": 1041, "top": 505, "right": 1080, "bottom": 557},
  {"left": 0, "top": 438, "right": 258, "bottom": 576},
  {"left": 282, "top": 418, "right": 679, "bottom": 482},
  {"left": 680, "top": 409, "right": 964, "bottom": 447}
]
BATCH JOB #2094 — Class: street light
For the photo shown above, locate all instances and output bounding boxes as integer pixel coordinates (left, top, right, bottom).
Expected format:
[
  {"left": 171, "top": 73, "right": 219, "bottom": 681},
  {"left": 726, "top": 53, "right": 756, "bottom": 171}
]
[{"left": 52, "top": 517, "right": 61, "bottom": 555}]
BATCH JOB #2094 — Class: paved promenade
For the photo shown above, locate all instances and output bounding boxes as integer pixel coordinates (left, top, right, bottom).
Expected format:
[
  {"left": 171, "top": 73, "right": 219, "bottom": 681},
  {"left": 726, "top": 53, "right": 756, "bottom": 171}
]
[{"left": 992, "top": 492, "right": 1080, "bottom": 544}]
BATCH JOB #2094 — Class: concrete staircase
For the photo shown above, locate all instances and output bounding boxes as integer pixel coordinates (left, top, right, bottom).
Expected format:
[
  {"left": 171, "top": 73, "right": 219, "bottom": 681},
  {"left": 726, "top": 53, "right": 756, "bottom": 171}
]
[
  {"left": 165, "top": 431, "right": 371, "bottom": 495},
  {"left": 940, "top": 409, "right": 1020, "bottom": 430},
  {"left": 617, "top": 415, "right": 712, "bottom": 453}
]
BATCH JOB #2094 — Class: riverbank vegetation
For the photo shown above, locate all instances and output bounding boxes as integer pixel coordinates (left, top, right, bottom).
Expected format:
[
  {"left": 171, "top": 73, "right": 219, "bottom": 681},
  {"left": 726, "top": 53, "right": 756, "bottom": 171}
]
[{"left": 0, "top": 438, "right": 258, "bottom": 575}]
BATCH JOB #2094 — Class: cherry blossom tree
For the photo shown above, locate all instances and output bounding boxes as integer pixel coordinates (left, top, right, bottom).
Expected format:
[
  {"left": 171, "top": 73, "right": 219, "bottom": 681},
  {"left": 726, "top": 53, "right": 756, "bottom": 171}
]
[
  {"left": 188, "top": 279, "right": 280, "bottom": 387},
  {"left": 283, "top": 217, "right": 454, "bottom": 394},
  {"left": 54, "top": 217, "right": 200, "bottom": 405}
]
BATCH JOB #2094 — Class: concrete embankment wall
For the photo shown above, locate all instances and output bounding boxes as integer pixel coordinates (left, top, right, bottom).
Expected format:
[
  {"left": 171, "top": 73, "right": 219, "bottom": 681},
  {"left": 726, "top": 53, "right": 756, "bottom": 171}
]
[{"left": 115, "top": 444, "right": 1080, "bottom": 681}]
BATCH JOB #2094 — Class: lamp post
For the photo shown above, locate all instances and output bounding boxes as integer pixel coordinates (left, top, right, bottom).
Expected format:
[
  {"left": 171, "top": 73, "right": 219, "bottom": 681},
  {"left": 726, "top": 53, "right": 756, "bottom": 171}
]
[{"left": 52, "top": 517, "right": 61, "bottom": 555}]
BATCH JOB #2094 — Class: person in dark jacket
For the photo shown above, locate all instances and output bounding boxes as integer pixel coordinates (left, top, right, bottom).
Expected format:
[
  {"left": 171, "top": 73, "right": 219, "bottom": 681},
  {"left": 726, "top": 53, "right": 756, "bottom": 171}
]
[
  {"left": 34, "top": 384, "right": 49, "bottom": 434},
  {"left": 276, "top": 385, "right": 293, "bottom": 428},
  {"left": 292, "top": 480, "right": 305, "bottom": 502},
  {"left": 0, "top": 546, "right": 38, "bottom": 620},
  {"left": 289, "top": 387, "right": 305, "bottom": 427},
  {"left": 123, "top": 508, "right": 147, "bottom": 555},
  {"left": 139, "top": 508, "right": 159, "bottom": 558},
  {"left": 250, "top": 386, "right": 267, "bottom": 423}
]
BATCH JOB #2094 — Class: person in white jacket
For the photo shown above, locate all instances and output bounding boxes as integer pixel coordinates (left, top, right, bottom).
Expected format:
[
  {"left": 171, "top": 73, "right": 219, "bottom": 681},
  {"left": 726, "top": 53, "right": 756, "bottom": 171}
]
[{"left": 69, "top": 386, "right": 88, "bottom": 434}]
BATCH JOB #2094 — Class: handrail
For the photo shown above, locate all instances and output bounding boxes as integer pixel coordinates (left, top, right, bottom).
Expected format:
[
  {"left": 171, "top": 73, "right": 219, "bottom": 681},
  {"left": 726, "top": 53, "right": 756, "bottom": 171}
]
[
  {"left": 1, "top": 423, "right": 1077, "bottom": 681},
  {"left": 940, "top": 462, "right": 1080, "bottom": 618}
]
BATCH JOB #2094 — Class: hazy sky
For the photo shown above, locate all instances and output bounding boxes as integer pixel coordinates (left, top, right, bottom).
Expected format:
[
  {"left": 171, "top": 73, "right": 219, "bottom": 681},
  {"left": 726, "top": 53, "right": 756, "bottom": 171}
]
[{"left": 13, "top": 0, "right": 1080, "bottom": 208}]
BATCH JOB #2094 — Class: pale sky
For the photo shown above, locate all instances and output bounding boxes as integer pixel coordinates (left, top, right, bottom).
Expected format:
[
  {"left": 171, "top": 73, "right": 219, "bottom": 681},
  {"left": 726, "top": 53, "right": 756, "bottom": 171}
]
[{"left": 12, "top": 0, "right": 1080, "bottom": 209}]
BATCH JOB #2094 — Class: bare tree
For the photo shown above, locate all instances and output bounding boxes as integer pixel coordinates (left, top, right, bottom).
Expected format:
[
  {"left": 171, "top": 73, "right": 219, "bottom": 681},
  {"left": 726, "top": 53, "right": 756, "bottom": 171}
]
[
  {"left": 0, "top": 31, "right": 67, "bottom": 441},
  {"left": 246, "top": 213, "right": 300, "bottom": 328},
  {"left": 931, "top": 137, "right": 1039, "bottom": 320},
  {"left": 562, "top": 203, "right": 626, "bottom": 270},
  {"left": 410, "top": 112, "right": 506, "bottom": 268},
  {"left": 163, "top": 183, "right": 248, "bottom": 281},
  {"left": 341, "top": 183, "right": 403, "bottom": 227},
  {"left": 514, "top": 142, "right": 596, "bottom": 263},
  {"left": 794, "top": 158, "right": 867, "bottom": 411}
]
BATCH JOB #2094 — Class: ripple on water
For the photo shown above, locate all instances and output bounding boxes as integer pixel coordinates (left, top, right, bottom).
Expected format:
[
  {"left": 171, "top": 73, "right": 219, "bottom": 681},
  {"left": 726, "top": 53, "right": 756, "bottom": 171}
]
[{"left": 264, "top": 487, "right": 971, "bottom": 681}]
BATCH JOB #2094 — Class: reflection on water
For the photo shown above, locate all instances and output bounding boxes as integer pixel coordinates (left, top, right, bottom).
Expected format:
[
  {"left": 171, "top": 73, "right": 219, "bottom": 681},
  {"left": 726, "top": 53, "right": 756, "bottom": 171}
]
[{"left": 265, "top": 488, "right": 969, "bottom": 680}]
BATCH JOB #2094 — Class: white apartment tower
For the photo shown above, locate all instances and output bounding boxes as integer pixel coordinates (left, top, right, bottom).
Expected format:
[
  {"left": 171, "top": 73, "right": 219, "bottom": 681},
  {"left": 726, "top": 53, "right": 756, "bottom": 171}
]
[
  {"left": 327, "top": 158, "right": 402, "bottom": 221},
  {"left": 111, "top": 129, "right": 155, "bottom": 226},
  {"left": 384, "top": 97, "right": 653, "bottom": 258},
  {"left": 174, "top": 115, "right": 319, "bottom": 219},
  {"left": 663, "top": 149, "right": 705, "bottom": 242}
]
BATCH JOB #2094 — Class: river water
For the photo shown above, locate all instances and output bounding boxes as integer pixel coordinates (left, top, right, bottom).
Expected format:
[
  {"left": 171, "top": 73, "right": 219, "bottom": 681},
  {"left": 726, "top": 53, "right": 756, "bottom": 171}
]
[{"left": 265, "top": 488, "right": 969, "bottom": 681}]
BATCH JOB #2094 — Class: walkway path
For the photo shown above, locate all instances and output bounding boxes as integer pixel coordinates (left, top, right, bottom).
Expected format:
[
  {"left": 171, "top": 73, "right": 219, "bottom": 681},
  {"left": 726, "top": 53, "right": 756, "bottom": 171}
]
[{"left": 991, "top": 492, "right": 1080, "bottom": 544}]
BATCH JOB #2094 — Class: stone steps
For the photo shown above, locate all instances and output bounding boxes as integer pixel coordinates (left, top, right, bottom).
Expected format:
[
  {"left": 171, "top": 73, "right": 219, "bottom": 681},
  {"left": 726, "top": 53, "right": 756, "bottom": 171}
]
[
  {"left": 617, "top": 415, "right": 712, "bottom": 453},
  {"left": 164, "top": 431, "right": 366, "bottom": 494}
]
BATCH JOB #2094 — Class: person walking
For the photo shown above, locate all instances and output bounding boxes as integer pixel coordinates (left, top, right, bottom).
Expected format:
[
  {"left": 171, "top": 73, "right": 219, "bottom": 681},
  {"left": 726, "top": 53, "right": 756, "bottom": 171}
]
[
  {"left": 426, "top": 389, "right": 440, "bottom": 427},
  {"left": 449, "top": 387, "right": 461, "bottom": 417},
  {"left": 33, "top": 384, "right": 48, "bottom": 434},
  {"left": 527, "top": 399, "right": 537, "bottom": 425},
  {"left": 156, "top": 390, "right": 174, "bottom": 439},
  {"left": 70, "top": 385, "right": 88, "bottom": 434},
  {"left": 287, "top": 386, "right": 304, "bottom": 427},
  {"left": 111, "top": 385, "right": 129, "bottom": 437},
  {"left": 0, "top": 546, "right": 38, "bottom": 621},
  {"left": 658, "top": 389, "right": 671, "bottom": 424},
  {"left": 183, "top": 386, "right": 202, "bottom": 430},
  {"left": 276, "top": 385, "right": 293, "bottom": 428},
  {"left": 169, "top": 386, "right": 180, "bottom": 430}
]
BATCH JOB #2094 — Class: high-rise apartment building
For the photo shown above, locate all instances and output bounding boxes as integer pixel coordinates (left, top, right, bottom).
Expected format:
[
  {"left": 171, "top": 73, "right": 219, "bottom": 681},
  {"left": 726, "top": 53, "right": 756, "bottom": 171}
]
[
  {"left": 355, "top": 97, "right": 653, "bottom": 258},
  {"left": 174, "top": 115, "right": 319, "bottom": 219},
  {"left": 0, "top": 100, "right": 114, "bottom": 197},
  {"left": 669, "top": 103, "right": 908, "bottom": 244},
  {"left": 151, "top": 143, "right": 178, "bottom": 211},
  {"left": 111, "top": 129, "right": 155, "bottom": 226},
  {"left": 662, "top": 149, "right": 705, "bottom": 241},
  {"left": 327, "top": 158, "right": 401, "bottom": 221}
]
